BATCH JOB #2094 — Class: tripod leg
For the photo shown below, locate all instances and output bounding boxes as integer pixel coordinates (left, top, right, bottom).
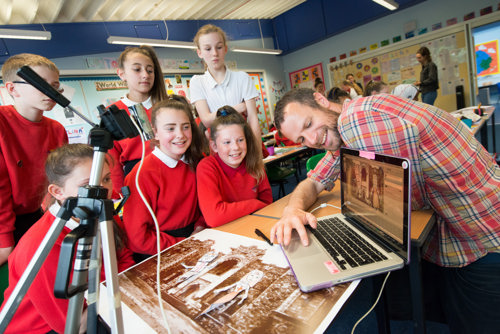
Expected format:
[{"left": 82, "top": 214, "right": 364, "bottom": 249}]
[
  {"left": 65, "top": 235, "right": 94, "bottom": 334},
  {"left": 0, "top": 216, "right": 69, "bottom": 332},
  {"left": 98, "top": 218, "right": 124, "bottom": 333},
  {"left": 87, "top": 231, "right": 102, "bottom": 334}
]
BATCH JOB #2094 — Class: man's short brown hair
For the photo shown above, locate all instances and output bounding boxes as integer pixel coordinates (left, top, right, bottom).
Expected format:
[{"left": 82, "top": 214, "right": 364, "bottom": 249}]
[
  {"left": 2, "top": 53, "right": 59, "bottom": 82},
  {"left": 274, "top": 88, "right": 322, "bottom": 131}
]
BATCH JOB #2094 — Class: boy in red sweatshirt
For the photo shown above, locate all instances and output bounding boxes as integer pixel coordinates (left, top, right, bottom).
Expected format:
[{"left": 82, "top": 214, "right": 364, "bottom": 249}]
[{"left": 0, "top": 53, "right": 68, "bottom": 265}]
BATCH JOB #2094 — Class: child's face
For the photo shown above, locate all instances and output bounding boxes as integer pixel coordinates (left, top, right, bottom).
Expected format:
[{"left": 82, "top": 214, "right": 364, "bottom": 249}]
[
  {"left": 154, "top": 108, "right": 192, "bottom": 161},
  {"left": 10, "top": 65, "right": 60, "bottom": 112},
  {"left": 211, "top": 124, "right": 247, "bottom": 169},
  {"left": 196, "top": 32, "right": 227, "bottom": 72},
  {"left": 51, "top": 159, "right": 113, "bottom": 203},
  {"left": 118, "top": 52, "right": 155, "bottom": 98}
]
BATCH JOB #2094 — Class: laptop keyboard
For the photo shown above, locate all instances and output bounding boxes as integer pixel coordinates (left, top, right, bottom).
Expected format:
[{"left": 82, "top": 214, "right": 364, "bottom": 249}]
[{"left": 307, "top": 217, "right": 388, "bottom": 270}]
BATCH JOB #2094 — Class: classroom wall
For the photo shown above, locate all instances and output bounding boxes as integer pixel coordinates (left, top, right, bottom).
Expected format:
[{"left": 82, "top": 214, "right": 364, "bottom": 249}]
[{"left": 282, "top": 0, "right": 499, "bottom": 92}]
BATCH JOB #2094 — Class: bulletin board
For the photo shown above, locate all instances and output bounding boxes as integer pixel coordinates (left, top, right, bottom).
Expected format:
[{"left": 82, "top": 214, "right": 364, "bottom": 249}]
[
  {"left": 249, "top": 72, "right": 273, "bottom": 134},
  {"left": 328, "top": 31, "right": 470, "bottom": 112},
  {"left": 289, "top": 63, "right": 324, "bottom": 89}
]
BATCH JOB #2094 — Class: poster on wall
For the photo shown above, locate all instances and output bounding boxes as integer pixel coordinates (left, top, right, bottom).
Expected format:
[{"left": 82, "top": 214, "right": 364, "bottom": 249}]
[
  {"left": 289, "top": 63, "right": 324, "bottom": 90},
  {"left": 249, "top": 72, "right": 272, "bottom": 134},
  {"left": 475, "top": 40, "right": 499, "bottom": 77}
]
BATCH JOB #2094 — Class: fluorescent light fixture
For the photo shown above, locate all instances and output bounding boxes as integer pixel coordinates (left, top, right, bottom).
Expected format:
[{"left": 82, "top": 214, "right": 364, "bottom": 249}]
[
  {"left": 372, "top": 0, "right": 399, "bottom": 10},
  {"left": 0, "top": 28, "right": 51, "bottom": 40},
  {"left": 107, "top": 36, "right": 197, "bottom": 49},
  {"left": 231, "top": 46, "right": 282, "bottom": 55}
]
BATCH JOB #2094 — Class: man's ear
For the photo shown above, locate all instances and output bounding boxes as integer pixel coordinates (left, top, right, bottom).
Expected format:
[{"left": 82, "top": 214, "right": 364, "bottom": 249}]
[
  {"left": 313, "top": 92, "right": 330, "bottom": 108},
  {"left": 48, "top": 184, "right": 65, "bottom": 203}
]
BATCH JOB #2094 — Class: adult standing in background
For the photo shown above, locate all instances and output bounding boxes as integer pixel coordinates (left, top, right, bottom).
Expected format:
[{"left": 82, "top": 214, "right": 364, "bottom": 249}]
[
  {"left": 314, "top": 77, "right": 326, "bottom": 96},
  {"left": 345, "top": 73, "right": 363, "bottom": 96},
  {"left": 415, "top": 46, "right": 439, "bottom": 105}
]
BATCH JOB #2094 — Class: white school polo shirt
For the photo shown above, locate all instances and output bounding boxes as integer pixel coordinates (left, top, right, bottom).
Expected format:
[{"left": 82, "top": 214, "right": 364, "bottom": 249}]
[{"left": 190, "top": 68, "right": 258, "bottom": 113}]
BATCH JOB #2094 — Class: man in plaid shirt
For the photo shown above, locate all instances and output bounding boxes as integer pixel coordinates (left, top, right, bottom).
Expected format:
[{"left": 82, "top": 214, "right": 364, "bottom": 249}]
[{"left": 270, "top": 88, "right": 500, "bottom": 334}]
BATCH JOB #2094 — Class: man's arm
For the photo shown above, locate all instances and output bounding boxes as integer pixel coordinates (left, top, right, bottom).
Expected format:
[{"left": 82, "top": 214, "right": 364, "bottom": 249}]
[{"left": 270, "top": 178, "right": 325, "bottom": 246}]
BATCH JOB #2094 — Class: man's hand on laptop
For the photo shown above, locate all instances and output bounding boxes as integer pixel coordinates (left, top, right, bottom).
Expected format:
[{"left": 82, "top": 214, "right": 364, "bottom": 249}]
[{"left": 270, "top": 206, "right": 318, "bottom": 246}]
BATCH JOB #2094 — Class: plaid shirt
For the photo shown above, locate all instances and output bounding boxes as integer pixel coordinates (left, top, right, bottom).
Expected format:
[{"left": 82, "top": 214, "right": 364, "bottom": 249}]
[{"left": 308, "top": 94, "right": 500, "bottom": 267}]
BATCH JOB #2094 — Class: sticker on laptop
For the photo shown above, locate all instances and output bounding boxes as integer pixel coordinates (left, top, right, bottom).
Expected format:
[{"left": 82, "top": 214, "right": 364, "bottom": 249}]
[
  {"left": 324, "top": 261, "right": 340, "bottom": 274},
  {"left": 402, "top": 161, "right": 409, "bottom": 169}
]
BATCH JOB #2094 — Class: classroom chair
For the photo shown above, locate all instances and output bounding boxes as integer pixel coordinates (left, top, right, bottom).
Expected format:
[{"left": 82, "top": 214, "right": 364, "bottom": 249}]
[
  {"left": 0, "top": 262, "right": 8, "bottom": 305},
  {"left": 266, "top": 166, "right": 299, "bottom": 199},
  {"left": 306, "top": 152, "right": 327, "bottom": 172}
]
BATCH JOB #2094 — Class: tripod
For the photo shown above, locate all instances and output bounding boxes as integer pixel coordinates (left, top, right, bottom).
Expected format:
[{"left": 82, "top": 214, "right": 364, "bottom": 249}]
[{"left": 0, "top": 66, "right": 140, "bottom": 333}]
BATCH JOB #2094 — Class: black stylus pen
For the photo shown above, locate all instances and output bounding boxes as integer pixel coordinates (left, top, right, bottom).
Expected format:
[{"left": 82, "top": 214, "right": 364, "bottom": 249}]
[{"left": 255, "top": 228, "right": 273, "bottom": 246}]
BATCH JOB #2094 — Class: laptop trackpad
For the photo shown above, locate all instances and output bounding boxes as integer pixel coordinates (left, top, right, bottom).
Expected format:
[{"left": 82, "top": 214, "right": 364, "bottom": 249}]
[{"left": 283, "top": 230, "right": 326, "bottom": 259}]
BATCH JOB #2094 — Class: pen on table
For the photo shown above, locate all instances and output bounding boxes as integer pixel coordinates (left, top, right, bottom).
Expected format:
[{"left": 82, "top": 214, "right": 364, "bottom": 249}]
[{"left": 255, "top": 228, "right": 273, "bottom": 246}]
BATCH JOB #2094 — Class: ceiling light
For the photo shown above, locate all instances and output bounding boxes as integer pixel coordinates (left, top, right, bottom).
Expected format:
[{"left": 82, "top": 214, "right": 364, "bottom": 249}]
[
  {"left": 372, "top": 0, "right": 399, "bottom": 10},
  {"left": 0, "top": 28, "right": 51, "bottom": 40},
  {"left": 231, "top": 46, "right": 282, "bottom": 55},
  {"left": 107, "top": 36, "right": 197, "bottom": 49}
]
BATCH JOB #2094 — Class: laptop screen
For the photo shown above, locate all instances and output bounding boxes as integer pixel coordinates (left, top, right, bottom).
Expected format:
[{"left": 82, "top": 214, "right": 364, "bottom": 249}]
[{"left": 340, "top": 148, "right": 411, "bottom": 261}]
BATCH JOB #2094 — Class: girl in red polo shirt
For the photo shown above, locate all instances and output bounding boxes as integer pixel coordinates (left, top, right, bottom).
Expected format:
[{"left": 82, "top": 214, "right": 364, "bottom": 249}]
[
  {"left": 1, "top": 144, "right": 134, "bottom": 334},
  {"left": 123, "top": 98, "right": 207, "bottom": 261},
  {"left": 108, "top": 45, "right": 168, "bottom": 195},
  {"left": 197, "top": 106, "right": 272, "bottom": 227}
]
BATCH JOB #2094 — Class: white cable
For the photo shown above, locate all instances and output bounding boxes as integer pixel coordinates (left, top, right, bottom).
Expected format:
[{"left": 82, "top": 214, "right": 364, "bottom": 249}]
[
  {"left": 351, "top": 271, "right": 391, "bottom": 334},
  {"left": 129, "top": 116, "right": 171, "bottom": 334},
  {"left": 309, "top": 202, "right": 341, "bottom": 214}
]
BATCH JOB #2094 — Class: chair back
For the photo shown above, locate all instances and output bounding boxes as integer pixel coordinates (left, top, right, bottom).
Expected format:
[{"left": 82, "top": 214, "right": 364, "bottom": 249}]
[
  {"left": 0, "top": 263, "right": 9, "bottom": 305},
  {"left": 306, "top": 152, "right": 327, "bottom": 172}
]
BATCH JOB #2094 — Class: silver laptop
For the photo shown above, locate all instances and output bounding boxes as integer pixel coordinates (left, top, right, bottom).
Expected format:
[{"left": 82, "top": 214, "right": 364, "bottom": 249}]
[{"left": 282, "top": 147, "right": 411, "bottom": 292}]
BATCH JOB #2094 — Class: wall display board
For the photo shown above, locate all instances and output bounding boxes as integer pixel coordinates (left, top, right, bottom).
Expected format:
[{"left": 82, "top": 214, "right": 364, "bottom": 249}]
[
  {"left": 249, "top": 72, "right": 272, "bottom": 134},
  {"left": 0, "top": 71, "right": 273, "bottom": 143},
  {"left": 473, "top": 20, "right": 500, "bottom": 87},
  {"left": 328, "top": 31, "right": 470, "bottom": 112},
  {"left": 289, "top": 63, "right": 324, "bottom": 90}
]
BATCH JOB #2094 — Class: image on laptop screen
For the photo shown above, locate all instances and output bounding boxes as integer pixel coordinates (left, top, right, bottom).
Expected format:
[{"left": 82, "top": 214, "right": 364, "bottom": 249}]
[{"left": 340, "top": 151, "right": 409, "bottom": 249}]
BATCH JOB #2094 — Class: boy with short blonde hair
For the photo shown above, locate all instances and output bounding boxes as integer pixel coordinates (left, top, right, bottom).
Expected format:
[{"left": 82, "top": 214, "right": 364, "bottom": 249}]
[{"left": 0, "top": 53, "right": 68, "bottom": 265}]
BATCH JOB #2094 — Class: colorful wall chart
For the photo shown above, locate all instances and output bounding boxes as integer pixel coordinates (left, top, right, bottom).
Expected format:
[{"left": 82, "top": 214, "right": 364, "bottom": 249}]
[
  {"left": 249, "top": 72, "right": 272, "bottom": 134},
  {"left": 289, "top": 63, "right": 324, "bottom": 90},
  {"left": 475, "top": 40, "right": 499, "bottom": 76}
]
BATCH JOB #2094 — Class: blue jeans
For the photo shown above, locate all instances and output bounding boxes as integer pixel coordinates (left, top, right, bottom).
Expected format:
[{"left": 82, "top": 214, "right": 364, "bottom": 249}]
[
  {"left": 421, "top": 91, "right": 437, "bottom": 105},
  {"left": 437, "top": 253, "right": 500, "bottom": 334}
]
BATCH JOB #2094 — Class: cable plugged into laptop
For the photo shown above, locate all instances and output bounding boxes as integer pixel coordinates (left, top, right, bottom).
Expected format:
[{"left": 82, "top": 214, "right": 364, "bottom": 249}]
[
  {"left": 310, "top": 203, "right": 341, "bottom": 214},
  {"left": 351, "top": 271, "right": 391, "bottom": 334}
]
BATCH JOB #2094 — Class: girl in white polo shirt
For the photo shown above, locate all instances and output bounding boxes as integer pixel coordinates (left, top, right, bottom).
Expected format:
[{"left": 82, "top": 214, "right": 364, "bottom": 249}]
[{"left": 190, "top": 24, "right": 261, "bottom": 147}]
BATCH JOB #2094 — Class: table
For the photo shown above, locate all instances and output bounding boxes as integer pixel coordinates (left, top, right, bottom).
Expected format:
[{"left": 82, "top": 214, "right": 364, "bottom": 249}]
[
  {"left": 263, "top": 146, "right": 312, "bottom": 167},
  {"left": 452, "top": 105, "right": 497, "bottom": 156},
  {"left": 252, "top": 190, "right": 435, "bottom": 334},
  {"left": 100, "top": 215, "right": 359, "bottom": 333},
  {"left": 261, "top": 131, "right": 276, "bottom": 141}
]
